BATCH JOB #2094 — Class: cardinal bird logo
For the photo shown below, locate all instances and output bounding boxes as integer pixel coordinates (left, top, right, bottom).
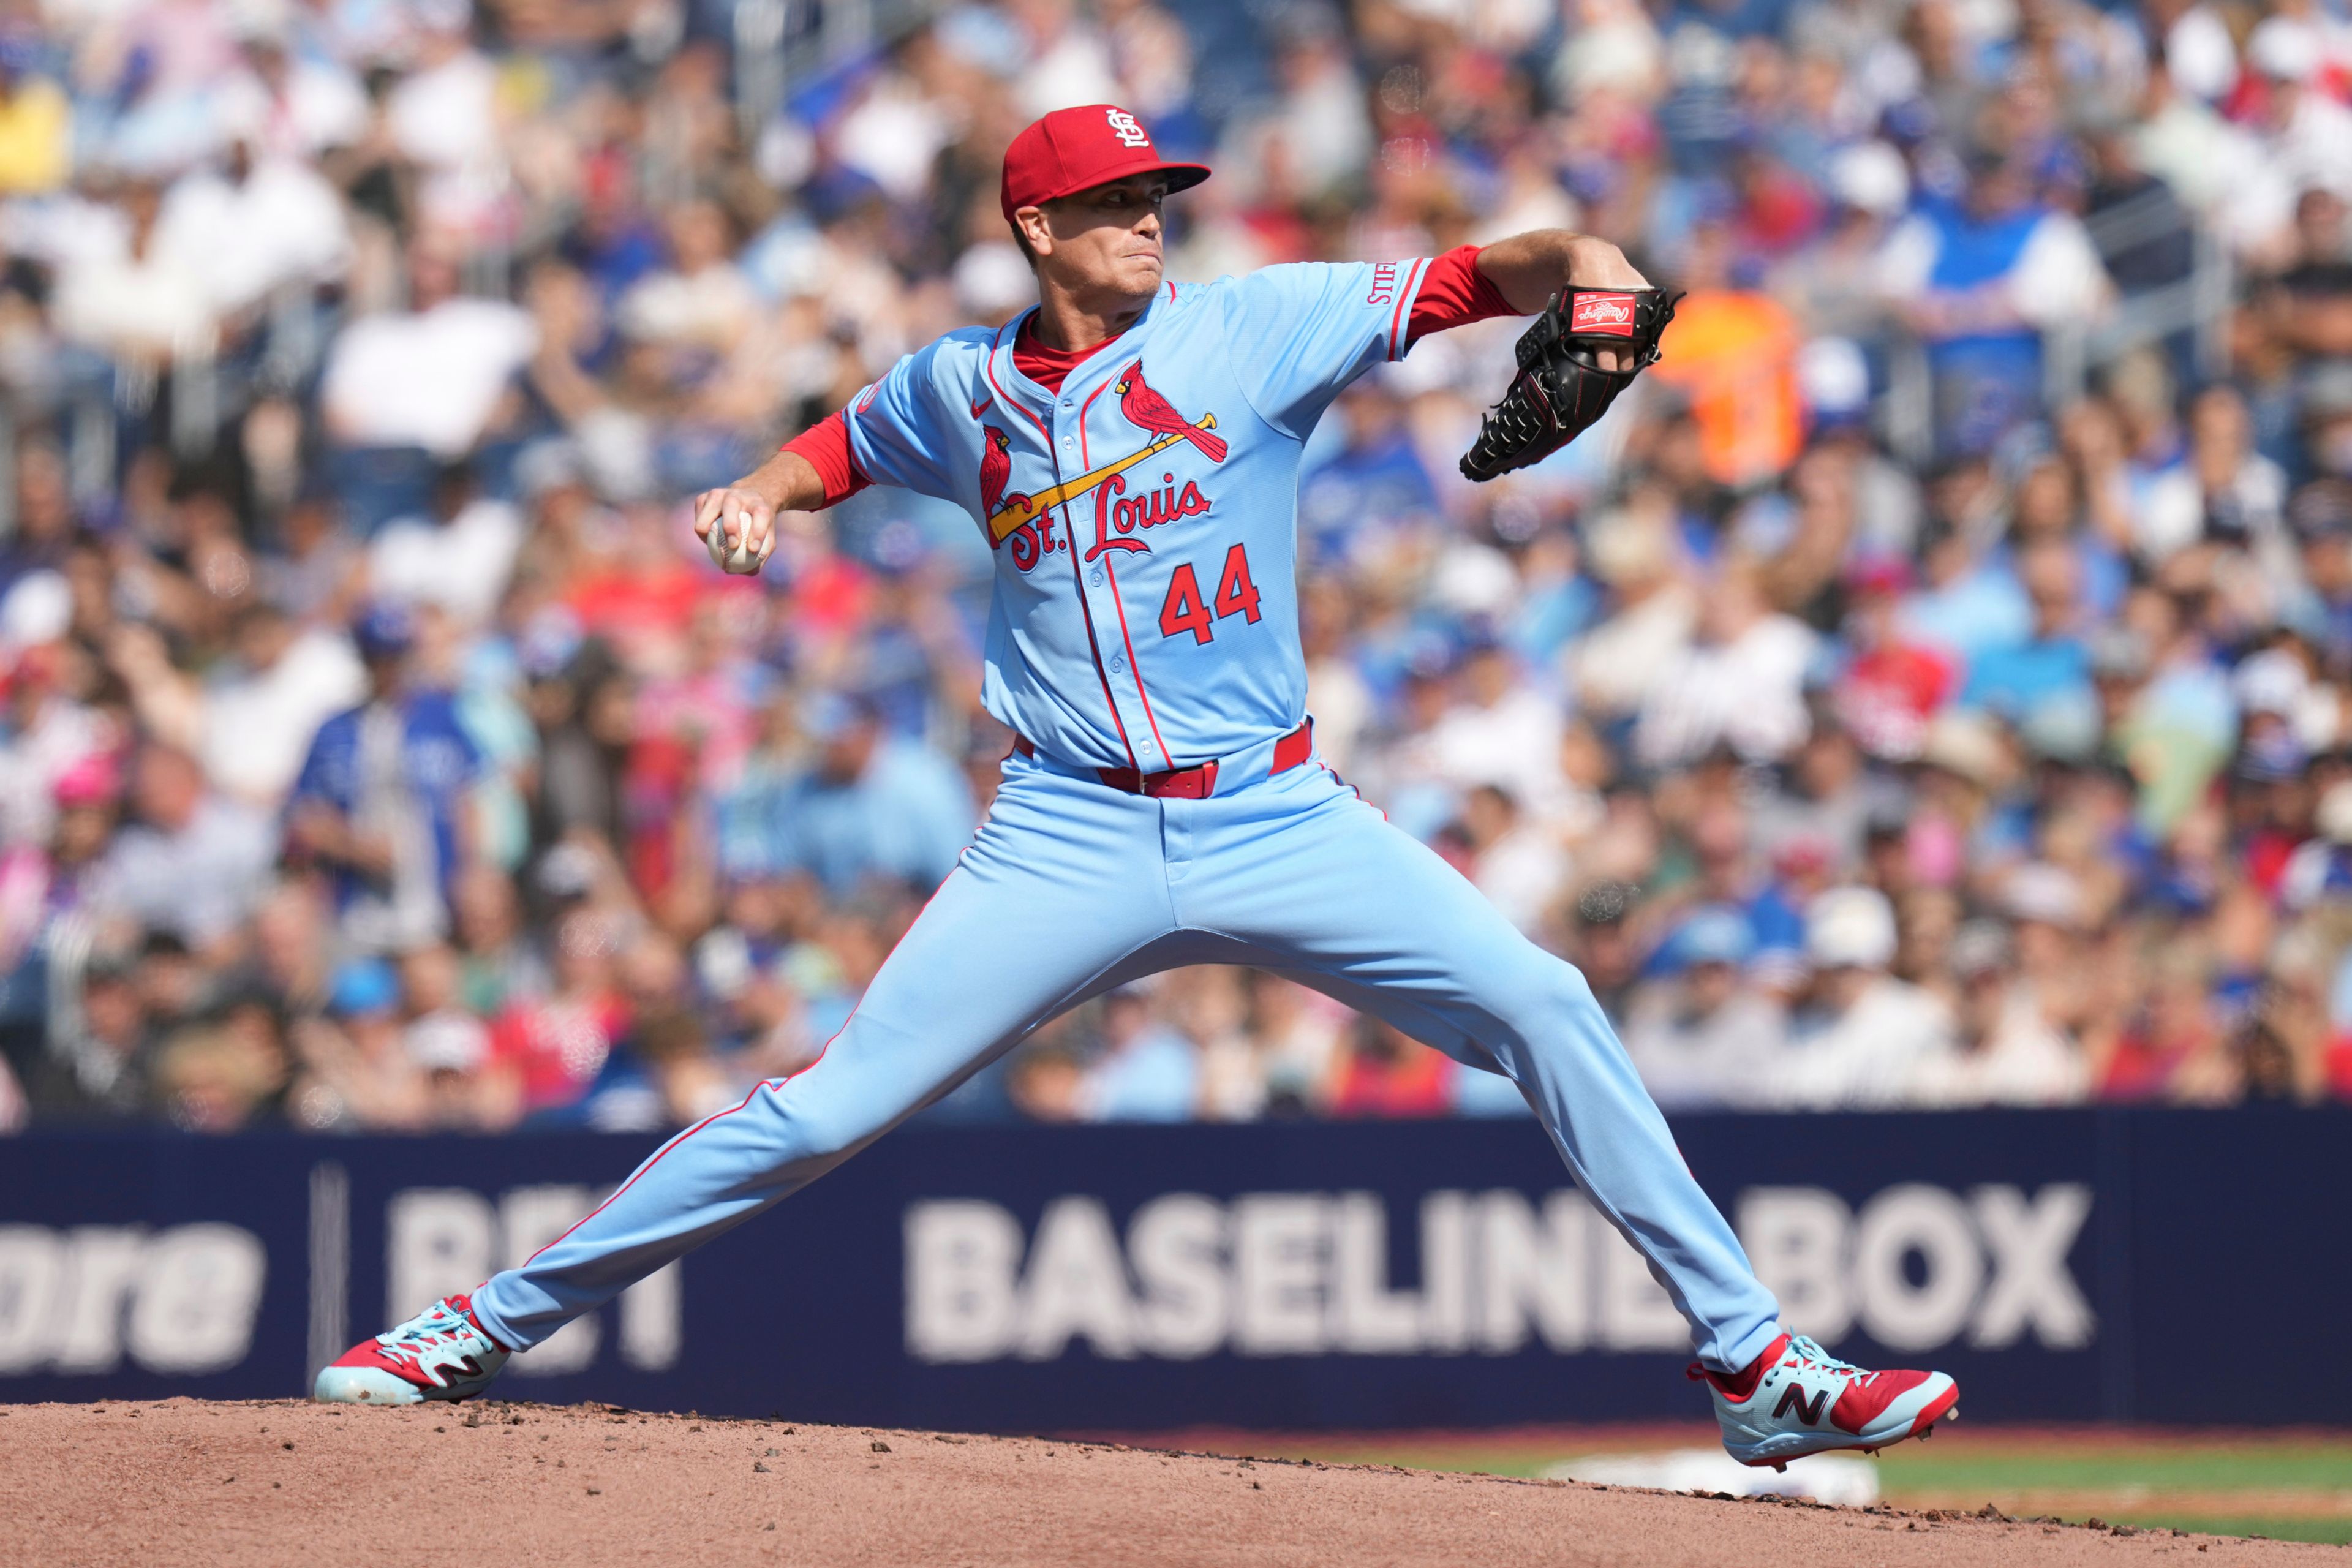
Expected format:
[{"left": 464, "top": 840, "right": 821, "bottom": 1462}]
[
  {"left": 979, "top": 374, "right": 1224, "bottom": 549},
  {"left": 978, "top": 426, "right": 1030, "bottom": 518},
  {"left": 1115, "top": 360, "right": 1227, "bottom": 463}
]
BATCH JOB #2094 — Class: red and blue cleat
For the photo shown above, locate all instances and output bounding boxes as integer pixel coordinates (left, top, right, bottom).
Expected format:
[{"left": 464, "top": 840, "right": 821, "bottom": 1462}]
[
  {"left": 1692, "top": 1332, "right": 1959, "bottom": 1470},
  {"left": 314, "top": 1293, "right": 511, "bottom": 1405}
]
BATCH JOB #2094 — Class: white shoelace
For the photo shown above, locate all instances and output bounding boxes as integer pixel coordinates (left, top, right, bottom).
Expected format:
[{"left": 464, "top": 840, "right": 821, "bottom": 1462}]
[
  {"left": 377, "top": 1305, "right": 472, "bottom": 1367},
  {"left": 1783, "top": 1334, "right": 1879, "bottom": 1390}
]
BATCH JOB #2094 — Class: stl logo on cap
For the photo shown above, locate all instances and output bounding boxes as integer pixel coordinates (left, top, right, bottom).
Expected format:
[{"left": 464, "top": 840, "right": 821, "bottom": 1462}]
[
  {"left": 998, "top": 104, "right": 1210, "bottom": 221},
  {"left": 1104, "top": 108, "right": 1151, "bottom": 148}
]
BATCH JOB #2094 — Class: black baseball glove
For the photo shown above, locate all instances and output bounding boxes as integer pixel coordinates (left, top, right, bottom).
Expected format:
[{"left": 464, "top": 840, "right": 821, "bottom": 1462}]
[{"left": 1459, "top": 285, "right": 1681, "bottom": 482}]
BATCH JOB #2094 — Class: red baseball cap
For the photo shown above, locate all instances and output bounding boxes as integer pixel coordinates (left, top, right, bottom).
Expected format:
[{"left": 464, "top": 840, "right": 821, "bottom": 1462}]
[{"left": 999, "top": 105, "right": 1210, "bottom": 222}]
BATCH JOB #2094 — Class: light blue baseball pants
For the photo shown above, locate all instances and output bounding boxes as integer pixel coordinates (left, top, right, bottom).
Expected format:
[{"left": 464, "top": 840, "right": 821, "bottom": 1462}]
[{"left": 470, "top": 743, "right": 1784, "bottom": 1373}]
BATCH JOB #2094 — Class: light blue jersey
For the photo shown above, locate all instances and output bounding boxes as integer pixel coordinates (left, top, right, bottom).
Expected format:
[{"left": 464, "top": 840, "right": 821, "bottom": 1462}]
[
  {"left": 460, "top": 262, "right": 1789, "bottom": 1388},
  {"left": 845, "top": 261, "right": 1431, "bottom": 772}
]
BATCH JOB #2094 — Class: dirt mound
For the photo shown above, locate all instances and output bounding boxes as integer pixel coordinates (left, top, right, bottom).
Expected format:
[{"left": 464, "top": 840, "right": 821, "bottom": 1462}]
[{"left": 0, "top": 1400, "right": 2331, "bottom": 1567}]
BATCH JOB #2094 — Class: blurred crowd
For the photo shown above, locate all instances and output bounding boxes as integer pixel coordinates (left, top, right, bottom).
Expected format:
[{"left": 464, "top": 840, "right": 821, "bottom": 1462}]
[{"left": 2, "top": 0, "right": 2351, "bottom": 1137}]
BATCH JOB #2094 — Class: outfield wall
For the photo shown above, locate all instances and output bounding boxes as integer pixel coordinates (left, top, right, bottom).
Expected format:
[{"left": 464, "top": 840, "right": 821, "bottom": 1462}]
[{"left": 0, "top": 1109, "right": 2339, "bottom": 1427}]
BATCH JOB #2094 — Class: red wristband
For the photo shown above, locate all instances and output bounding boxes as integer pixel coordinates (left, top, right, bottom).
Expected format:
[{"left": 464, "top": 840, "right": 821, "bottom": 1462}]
[
  {"left": 1407, "top": 244, "right": 1519, "bottom": 344},
  {"left": 780, "top": 410, "right": 870, "bottom": 508}
]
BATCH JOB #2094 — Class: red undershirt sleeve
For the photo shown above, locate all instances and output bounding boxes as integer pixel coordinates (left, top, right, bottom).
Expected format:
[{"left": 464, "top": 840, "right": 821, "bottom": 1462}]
[
  {"left": 1406, "top": 244, "right": 1521, "bottom": 345},
  {"left": 778, "top": 410, "right": 871, "bottom": 508}
]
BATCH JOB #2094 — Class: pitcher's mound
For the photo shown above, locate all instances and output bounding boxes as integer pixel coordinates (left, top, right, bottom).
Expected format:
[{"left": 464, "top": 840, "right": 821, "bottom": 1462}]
[{"left": 0, "top": 1400, "right": 2326, "bottom": 1567}]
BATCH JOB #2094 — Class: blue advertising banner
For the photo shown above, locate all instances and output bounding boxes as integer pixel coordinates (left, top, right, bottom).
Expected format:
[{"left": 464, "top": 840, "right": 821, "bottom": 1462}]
[{"left": 0, "top": 1109, "right": 2341, "bottom": 1428}]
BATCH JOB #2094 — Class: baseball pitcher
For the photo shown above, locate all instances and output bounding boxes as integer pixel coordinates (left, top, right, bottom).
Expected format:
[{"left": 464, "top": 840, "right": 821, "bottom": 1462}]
[{"left": 317, "top": 105, "right": 1958, "bottom": 1470}]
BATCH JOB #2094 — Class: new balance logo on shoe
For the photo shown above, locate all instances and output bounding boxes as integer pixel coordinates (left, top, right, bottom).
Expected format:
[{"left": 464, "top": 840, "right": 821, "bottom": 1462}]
[
  {"left": 1773, "top": 1384, "right": 1828, "bottom": 1425},
  {"left": 1698, "top": 1332, "right": 1958, "bottom": 1468}
]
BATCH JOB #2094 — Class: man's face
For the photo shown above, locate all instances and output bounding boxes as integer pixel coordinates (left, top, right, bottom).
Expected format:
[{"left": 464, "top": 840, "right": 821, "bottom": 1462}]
[
  {"left": 1966, "top": 165, "right": 2029, "bottom": 223},
  {"left": 245, "top": 39, "right": 288, "bottom": 89},
  {"left": 2304, "top": 531, "right": 2351, "bottom": 594},
  {"left": 2298, "top": 190, "right": 2346, "bottom": 257},
  {"left": 55, "top": 802, "right": 110, "bottom": 862},
  {"left": 83, "top": 975, "right": 141, "bottom": 1049},
  {"left": 236, "top": 610, "right": 294, "bottom": 671},
  {"left": 2021, "top": 542, "right": 2078, "bottom": 633},
  {"left": 135, "top": 748, "right": 202, "bottom": 830},
  {"left": 2258, "top": 71, "right": 2304, "bottom": 130},
  {"left": 1463, "top": 647, "right": 1512, "bottom": 706},
  {"left": 1958, "top": 967, "right": 2003, "bottom": 1041},
  {"left": 1022, "top": 174, "right": 1172, "bottom": 300},
  {"left": 365, "top": 650, "right": 407, "bottom": 698},
  {"left": 1101, "top": 993, "right": 1148, "bottom": 1046},
  {"left": 1815, "top": 962, "right": 1871, "bottom": 1013},
  {"left": 1686, "top": 960, "right": 1736, "bottom": 1014},
  {"left": 820, "top": 720, "right": 880, "bottom": 784},
  {"left": 409, "top": 242, "right": 460, "bottom": 311}
]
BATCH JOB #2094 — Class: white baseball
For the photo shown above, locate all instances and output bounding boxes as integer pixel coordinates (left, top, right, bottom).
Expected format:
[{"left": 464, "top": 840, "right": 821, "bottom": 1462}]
[{"left": 708, "top": 508, "right": 762, "bottom": 575}]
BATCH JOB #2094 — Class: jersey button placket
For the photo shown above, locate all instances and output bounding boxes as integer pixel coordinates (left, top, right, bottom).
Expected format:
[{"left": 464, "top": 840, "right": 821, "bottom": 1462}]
[{"left": 1063, "top": 390, "right": 1163, "bottom": 772}]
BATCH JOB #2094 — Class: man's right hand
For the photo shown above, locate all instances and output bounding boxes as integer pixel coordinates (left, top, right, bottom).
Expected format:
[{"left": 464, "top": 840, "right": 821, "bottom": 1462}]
[
  {"left": 692, "top": 449, "right": 830, "bottom": 575},
  {"left": 692, "top": 484, "right": 778, "bottom": 575}
]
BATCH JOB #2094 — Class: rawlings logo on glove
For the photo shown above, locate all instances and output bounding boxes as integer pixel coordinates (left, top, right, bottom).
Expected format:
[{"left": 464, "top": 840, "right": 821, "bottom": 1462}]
[
  {"left": 1569, "top": 292, "right": 1638, "bottom": 334},
  {"left": 1460, "top": 285, "right": 1680, "bottom": 482}
]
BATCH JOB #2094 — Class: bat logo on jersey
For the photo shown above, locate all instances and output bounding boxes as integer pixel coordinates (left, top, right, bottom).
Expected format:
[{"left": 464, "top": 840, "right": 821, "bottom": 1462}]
[{"left": 984, "top": 361, "right": 1225, "bottom": 557}]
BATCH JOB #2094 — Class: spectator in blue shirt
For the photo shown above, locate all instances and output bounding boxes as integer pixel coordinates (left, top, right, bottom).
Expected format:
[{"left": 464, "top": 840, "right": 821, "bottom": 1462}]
[
  {"left": 1961, "top": 539, "right": 2095, "bottom": 730},
  {"left": 744, "top": 690, "right": 976, "bottom": 899},
  {"left": 1880, "top": 154, "right": 2112, "bottom": 454},
  {"left": 1900, "top": 505, "right": 2034, "bottom": 668},
  {"left": 287, "top": 605, "right": 483, "bottom": 952},
  {"left": 1297, "top": 382, "right": 1441, "bottom": 570},
  {"left": 88, "top": 743, "right": 276, "bottom": 954},
  {"left": 1080, "top": 987, "right": 1199, "bottom": 1123}
]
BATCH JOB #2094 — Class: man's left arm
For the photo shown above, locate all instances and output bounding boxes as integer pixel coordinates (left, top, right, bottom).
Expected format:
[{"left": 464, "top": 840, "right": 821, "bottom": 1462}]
[
  {"left": 1469, "top": 231, "right": 1651, "bottom": 313},
  {"left": 1221, "top": 231, "right": 1653, "bottom": 437},
  {"left": 1446, "top": 232, "right": 1683, "bottom": 481},
  {"left": 1429, "top": 232, "right": 1654, "bottom": 373}
]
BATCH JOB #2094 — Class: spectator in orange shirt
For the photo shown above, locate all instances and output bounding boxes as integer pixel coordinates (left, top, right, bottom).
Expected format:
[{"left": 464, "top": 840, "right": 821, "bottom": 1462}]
[{"left": 1649, "top": 222, "right": 1805, "bottom": 489}]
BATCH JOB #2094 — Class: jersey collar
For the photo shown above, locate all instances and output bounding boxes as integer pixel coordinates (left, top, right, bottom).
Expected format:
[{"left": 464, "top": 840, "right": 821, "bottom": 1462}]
[{"left": 992, "top": 287, "right": 1170, "bottom": 412}]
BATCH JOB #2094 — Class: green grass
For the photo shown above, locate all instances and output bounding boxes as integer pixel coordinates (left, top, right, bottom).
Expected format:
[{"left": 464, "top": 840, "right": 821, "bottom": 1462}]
[
  {"left": 1272, "top": 1445, "right": 1559, "bottom": 1479},
  {"left": 1226, "top": 1431, "right": 2352, "bottom": 1547},
  {"left": 1873, "top": 1439, "right": 2352, "bottom": 1493},
  {"left": 1872, "top": 1439, "right": 2352, "bottom": 1547}
]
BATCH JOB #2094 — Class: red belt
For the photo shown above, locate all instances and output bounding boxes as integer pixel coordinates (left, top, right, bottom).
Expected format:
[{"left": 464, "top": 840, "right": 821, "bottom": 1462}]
[{"left": 1014, "top": 719, "right": 1313, "bottom": 799}]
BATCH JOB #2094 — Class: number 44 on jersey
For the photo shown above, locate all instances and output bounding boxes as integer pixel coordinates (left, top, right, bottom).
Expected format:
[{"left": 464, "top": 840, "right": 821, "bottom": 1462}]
[{"left": 1159, "top": 543, "right": 1262, "bottom": 644}]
